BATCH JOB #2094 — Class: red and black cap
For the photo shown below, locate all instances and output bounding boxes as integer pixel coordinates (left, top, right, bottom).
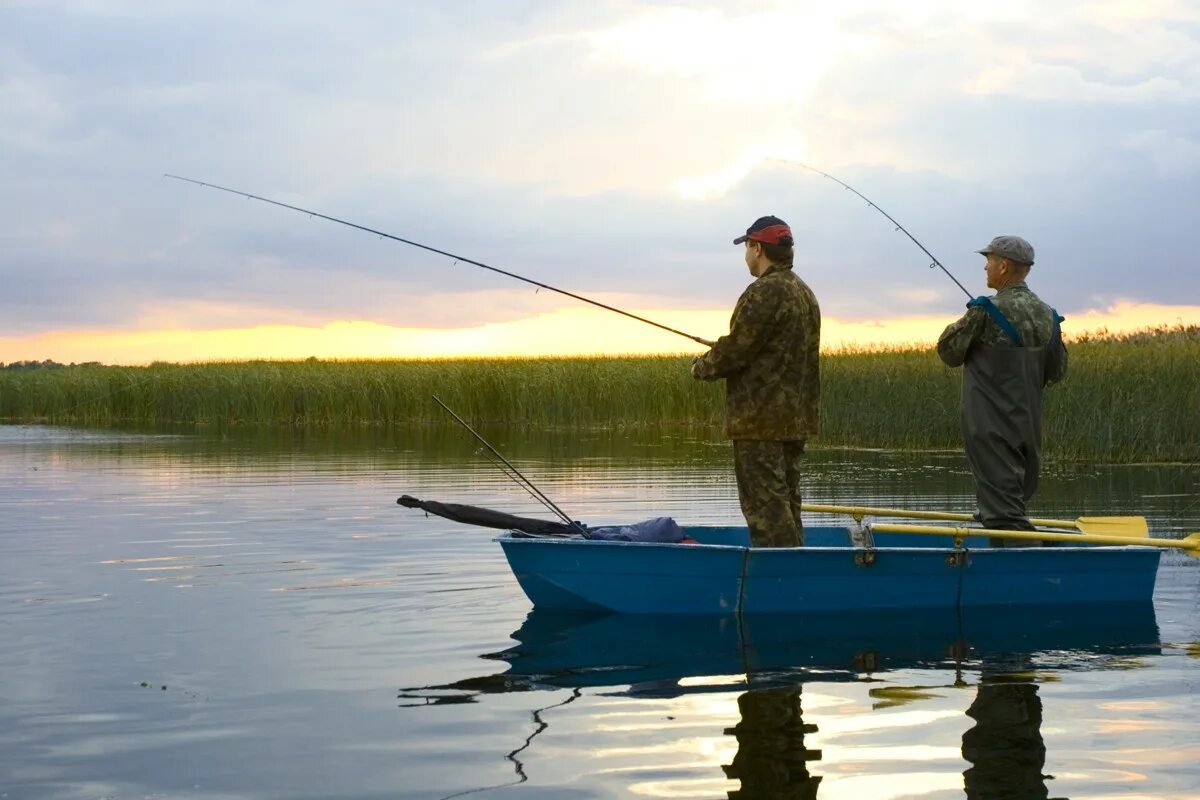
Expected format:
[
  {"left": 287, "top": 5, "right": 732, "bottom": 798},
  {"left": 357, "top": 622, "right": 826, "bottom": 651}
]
[{"left": 733, "top": 215, "right": 793, "bottom": 246}]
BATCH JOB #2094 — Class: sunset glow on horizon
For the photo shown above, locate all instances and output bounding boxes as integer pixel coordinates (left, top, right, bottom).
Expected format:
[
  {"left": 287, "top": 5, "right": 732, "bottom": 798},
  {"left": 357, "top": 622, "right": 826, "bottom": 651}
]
[{"left": 4, "top": 301, "right": 1196, "bottom": 366}]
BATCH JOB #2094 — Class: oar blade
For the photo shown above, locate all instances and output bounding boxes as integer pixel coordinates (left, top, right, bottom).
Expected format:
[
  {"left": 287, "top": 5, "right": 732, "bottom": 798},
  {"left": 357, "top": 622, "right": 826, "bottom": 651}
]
[
  {"left": 1076, "top": 516, "right": 1149, "bottom": 538},
  {"left": 1181, "top": 533, "right": 1200, "bottom": 559}
]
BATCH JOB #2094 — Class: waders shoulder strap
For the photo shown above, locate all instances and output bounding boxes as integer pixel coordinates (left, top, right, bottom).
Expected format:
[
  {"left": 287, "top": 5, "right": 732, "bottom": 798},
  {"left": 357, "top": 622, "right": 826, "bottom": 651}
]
[{"left": 967, "top": 296, "right": 1023, "bottom": 346}]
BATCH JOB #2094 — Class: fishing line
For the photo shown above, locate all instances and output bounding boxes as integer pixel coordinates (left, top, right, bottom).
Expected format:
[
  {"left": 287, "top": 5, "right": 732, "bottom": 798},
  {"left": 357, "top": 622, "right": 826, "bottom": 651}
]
[
  {"left": 771, "top": 159, "right": 974, "bottom": 300},
  {"left": 471, "top": 443, "right": 564, "bottom": 520},
  {"left": 165, "top": 174, "right": 712, "bottom": 346},
  {"left": 431, "top": 395, "right": 582, "bottom": 532},
  {"left": 469, "top": 440, "right": 563, "bottom": 524}
]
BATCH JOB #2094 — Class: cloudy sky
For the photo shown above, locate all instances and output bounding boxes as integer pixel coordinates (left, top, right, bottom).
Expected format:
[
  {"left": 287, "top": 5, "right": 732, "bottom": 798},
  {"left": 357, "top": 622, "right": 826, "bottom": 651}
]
[{"left": 2, "top": 0, "right": 1199, "bottom": 362}]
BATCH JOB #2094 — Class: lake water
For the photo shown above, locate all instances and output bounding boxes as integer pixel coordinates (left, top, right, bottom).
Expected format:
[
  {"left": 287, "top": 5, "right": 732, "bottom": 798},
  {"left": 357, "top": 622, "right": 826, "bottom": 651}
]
[{"left": 1, "top": 424, "right": 1197, "bottom": 800}]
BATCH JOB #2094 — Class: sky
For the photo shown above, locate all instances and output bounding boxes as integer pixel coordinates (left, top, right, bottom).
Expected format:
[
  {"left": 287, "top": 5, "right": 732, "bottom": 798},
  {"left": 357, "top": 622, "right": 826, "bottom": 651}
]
[{"left": 2, "top": 0, "right": 1199, "bottom": 363}]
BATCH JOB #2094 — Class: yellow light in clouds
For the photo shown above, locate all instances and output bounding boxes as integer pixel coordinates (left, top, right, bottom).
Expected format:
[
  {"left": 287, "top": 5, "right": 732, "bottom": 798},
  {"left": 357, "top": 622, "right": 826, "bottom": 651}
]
[
  {"left": 674, "top": 137, "right": 810, "bottom": 200},
  {"left": 584, "top": 6, "right": 844, "bottom": 200},
  {"left": 1, "top": 301, "right": 1196, "bottom": 365},
  {"left": 585, "top": 7, "right": 842, "bottom": 103}
]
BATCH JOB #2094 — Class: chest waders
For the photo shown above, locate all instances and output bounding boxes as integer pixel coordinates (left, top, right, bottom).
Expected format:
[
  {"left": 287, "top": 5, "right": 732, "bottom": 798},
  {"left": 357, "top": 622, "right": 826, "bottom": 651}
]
[{"left": 962, "top": 298, "right": 1062, "bottom": 537}]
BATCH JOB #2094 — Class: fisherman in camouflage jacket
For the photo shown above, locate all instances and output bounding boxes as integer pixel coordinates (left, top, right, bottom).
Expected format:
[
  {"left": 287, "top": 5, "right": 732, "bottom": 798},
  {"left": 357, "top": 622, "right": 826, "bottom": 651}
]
[{"left": 692, "top": 216, "right": 821, "bottom": 547}]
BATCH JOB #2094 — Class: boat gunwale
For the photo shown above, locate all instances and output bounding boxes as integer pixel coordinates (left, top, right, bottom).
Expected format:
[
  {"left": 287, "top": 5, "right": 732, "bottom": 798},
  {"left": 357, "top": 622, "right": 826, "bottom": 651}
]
[{"left": 493, "top": 532, "right": 1162, "bottom": 555}]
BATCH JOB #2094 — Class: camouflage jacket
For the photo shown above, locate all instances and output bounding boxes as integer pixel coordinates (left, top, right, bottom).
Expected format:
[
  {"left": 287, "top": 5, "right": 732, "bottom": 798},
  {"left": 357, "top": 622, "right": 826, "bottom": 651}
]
[
  {"left": 937, "top": 282, "right": 1068, "bottom": 383},
  {"left": 692, "top": 264, "right": 821, "bottom": 440}
]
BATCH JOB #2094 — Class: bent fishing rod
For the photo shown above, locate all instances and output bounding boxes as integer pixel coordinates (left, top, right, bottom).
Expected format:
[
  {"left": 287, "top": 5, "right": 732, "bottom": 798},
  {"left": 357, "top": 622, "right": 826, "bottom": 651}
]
[
  {"left": 164, "top": 174, "right": 713, "bottom": 347},
  {"left": 772, "top": 160, "right": 974, "bottom": 301}
]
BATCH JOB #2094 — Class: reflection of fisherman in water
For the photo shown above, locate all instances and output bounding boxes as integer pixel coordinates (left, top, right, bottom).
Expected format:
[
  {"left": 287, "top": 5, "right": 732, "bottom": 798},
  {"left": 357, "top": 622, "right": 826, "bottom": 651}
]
[
  {"left": 723, "top": 684, "right": 822, "bottom": 800},
  {"left": 961, "top": 676, "right": 1057, "bottom": 800},
  {"left": 400, "top": 606, "right": 1157, "bottom": 800}
]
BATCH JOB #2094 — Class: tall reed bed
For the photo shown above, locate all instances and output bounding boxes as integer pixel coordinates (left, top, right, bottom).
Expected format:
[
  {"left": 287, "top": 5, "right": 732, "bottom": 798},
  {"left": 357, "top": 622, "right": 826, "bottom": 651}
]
[
  {"left": 0, "top": 357, "right": 724, "bottom": 428},
  {"left": 2, "top": 327, "right": 1196, "bottom": 462}
]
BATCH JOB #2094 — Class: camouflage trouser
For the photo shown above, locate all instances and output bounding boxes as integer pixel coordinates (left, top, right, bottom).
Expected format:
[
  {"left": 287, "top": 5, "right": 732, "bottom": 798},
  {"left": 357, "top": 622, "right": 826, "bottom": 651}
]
[{"left": 733, "top": 439, "right": 806, "bottom": 548}]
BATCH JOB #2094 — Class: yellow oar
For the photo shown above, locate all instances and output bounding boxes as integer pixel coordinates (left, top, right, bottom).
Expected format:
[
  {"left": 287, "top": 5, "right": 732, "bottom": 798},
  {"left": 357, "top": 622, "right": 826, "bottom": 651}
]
[
  {"left": 866, "top": 521, "right": 1200, "bottom": 557},
  {"left": 803, "top": 504, "right": 1149, "bottom": 538}
]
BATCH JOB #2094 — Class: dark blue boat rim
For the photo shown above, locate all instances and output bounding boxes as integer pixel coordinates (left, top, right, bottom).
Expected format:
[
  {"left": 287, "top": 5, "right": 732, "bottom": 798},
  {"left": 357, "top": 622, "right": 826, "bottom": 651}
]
[{"left": 494, "top": 524, "right": 1162, "bottom": 615}]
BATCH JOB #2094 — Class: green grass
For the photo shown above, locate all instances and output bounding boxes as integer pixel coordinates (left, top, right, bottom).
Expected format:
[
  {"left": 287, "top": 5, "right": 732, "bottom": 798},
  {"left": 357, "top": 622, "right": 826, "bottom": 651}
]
[{"left": 2, "top": 326, "right": 1196, "bottom": 462}]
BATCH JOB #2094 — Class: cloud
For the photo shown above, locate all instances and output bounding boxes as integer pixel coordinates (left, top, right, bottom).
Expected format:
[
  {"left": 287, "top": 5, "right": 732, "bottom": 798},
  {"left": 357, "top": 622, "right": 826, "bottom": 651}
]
[
  {"left": 1123, "top": 129, "right": 1200, "bottom": 174},
  {"left": 0, "top": 0, "right": 1198, "bottom": 353}
]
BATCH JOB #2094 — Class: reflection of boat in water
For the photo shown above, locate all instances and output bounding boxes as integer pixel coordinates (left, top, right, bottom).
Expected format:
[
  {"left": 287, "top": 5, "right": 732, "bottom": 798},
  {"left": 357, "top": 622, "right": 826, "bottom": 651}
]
[
  {"left": 402, "top": 601, "right": 1161, "bottom": 702},
  {"left": 402, "top": 605, "right": 1160, "bottom": 800},
  {"left": 497, "top": 524, "right": 1163, "bottom": 614}
]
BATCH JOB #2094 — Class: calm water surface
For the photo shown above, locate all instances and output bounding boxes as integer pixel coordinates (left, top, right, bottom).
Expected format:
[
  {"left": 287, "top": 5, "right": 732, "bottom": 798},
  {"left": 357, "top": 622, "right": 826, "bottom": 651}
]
[{"left": 1, "top": 425, "right": 1197, "bottom": 800}]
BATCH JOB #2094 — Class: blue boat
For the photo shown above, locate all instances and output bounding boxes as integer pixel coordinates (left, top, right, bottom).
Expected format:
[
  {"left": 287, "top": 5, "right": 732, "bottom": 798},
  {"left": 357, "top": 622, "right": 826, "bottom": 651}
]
[{"left": 497, "top": 524, "right": 1161, "bottom": 615}]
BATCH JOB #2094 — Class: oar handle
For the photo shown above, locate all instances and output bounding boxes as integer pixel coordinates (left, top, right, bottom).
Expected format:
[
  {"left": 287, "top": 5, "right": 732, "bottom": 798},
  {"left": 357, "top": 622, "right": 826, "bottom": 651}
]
[
  {"left": 803, "top": 503, "right": 1082, "bottom": 531},
  {"left": 804, "top": 503, "right": 974, "bottom": 522},
  {"left": 868, "top": 522, "right": 1200, "bottom": 554}
]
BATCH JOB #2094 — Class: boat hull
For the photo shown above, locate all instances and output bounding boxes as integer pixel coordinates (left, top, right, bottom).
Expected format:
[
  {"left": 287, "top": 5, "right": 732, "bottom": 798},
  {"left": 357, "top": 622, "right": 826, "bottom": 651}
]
[{"left": 497, "top": 525, "right": 1161, "bottom": 614}]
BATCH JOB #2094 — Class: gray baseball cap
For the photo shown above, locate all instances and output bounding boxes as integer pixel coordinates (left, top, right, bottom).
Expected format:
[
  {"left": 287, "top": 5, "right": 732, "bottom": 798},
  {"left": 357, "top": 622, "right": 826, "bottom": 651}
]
[{"left": 977, "top": 235, "right": 1034, "bottom": 266}]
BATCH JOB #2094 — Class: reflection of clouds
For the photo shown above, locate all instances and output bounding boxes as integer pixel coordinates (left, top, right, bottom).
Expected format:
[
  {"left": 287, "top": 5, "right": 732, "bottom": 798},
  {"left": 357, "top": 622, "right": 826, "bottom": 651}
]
[
  {"left": 817, "top": 771, "right": 963, "bottom": 799},
  {"left": 1098, "top": 700, "right": 1172, "bottom": 712},
  {"left": 581, "top": 695, "right": 741, "bottom": 797},
  {"left": 817, "top": 707, "right": 963, "bottom": 736},
  {"left": 1106, "top": 747, "right": 1200, "bottom": 767},
  {"left": 1093, "top": 720, "right": 1177, "bottom": 734},
  {"left": 788, "top": 684, "right": 970, "bottom": 799}
]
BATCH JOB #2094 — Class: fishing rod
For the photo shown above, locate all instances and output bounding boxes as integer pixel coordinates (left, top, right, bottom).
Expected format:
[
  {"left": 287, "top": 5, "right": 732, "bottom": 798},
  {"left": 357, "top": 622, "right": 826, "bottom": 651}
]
[
  {"left": 431, "top": 395, "right": 584, "bottom": 534},
  {"left": 164, "top": 174, "right": 713, "bottom": 347},
  {"left": 773, "top": 160, "right": 974, "bottom": 300}
]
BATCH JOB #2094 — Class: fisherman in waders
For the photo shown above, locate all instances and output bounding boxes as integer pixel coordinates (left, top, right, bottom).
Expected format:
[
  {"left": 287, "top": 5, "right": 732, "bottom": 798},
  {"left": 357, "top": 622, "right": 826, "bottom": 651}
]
[
  {"left": 938, "top": 236, "right": 1068, "bottom": 543},
  {"left": 692, "top": 216, "right": 821, "bottom": 548}
]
